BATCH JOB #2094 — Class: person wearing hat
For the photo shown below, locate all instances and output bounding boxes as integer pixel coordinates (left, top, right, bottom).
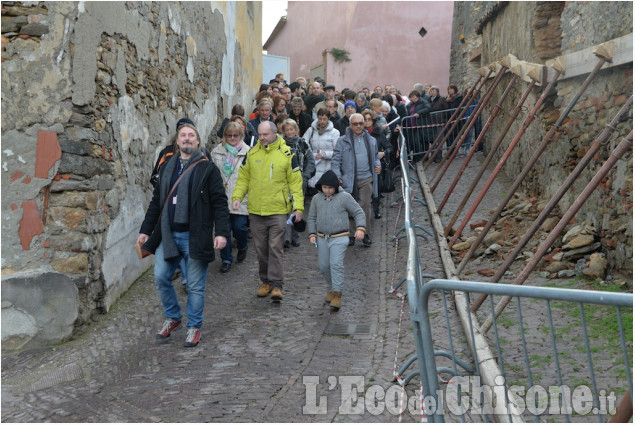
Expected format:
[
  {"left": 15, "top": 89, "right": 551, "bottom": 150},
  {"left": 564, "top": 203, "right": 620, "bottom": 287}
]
[
  {"left": 137, "top": 119, "right": 230, "bottom": 348},
  {"left": 307, "top": 170, "right": 366, "bottom": 309},
  {"left": 314, "top": 84, "right": 345, "bottom": 117},
  {"left": 149, "top": 117, "right": 212, "bottom": 290},
  {"left": 335, "top": 100, "right": 357, "bottom": 136}
]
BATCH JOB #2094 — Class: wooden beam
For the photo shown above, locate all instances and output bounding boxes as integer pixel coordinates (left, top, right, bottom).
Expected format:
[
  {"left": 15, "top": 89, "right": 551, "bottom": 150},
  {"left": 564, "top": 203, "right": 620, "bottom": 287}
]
[
  {"left": 417, "top": 164, "right": 524, "bottom": 423},
  {"left": 546, "top": 33, "right": 632, "bottom": 81}
]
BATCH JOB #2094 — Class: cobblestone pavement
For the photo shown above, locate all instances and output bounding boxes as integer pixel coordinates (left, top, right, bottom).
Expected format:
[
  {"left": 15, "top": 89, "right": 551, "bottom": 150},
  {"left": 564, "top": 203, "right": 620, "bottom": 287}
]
[
  {"left": 2, "top": 151, "right": 628, "bottom": 422},
  {"left": 2, "top": 159, "right": 433, "bottom": 422}
]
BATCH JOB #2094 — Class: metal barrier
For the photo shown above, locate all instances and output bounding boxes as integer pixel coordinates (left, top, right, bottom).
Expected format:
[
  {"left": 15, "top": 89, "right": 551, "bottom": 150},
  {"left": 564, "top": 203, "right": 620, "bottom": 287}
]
[
  {"left": 393, "top": 88, "right": 633, "bottom": 422},
  {"left": 400, "top": 105, "right": 477, "bottom": 163},
  {"left": 412, "top": 279, "right": 633, "bottom": 423}
]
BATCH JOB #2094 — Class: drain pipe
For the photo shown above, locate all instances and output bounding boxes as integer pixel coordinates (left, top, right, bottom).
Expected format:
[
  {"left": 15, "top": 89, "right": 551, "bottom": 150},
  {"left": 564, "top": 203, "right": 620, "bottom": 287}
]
[{"left": 481, "top": 131, "right": 632, "bottom": 332}]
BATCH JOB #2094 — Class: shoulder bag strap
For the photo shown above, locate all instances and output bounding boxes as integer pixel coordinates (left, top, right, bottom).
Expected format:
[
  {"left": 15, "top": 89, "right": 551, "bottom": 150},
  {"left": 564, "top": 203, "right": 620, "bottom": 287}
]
[{"left": 158, "top": 157, "right": 206, "bottom": 221}]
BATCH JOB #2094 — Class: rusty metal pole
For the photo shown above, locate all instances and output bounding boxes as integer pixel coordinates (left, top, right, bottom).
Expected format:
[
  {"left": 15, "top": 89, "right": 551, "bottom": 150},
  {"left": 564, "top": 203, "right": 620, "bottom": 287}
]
[
  {"left": 446, "top": 68, "right": 561, "bottom": 242},
  {"left": 480, "top": 131, "right": 632, "bottom": 332},
  {"left": 431, "top": 73, "right": 519, "bottom": 193},
  {"left": 470, "top": 96, "right": 633, "bottom": 312},
  {"left": 429, "top": 66, "right": 505, "bottom": 177},
  {"left": 437, "top": 72, "right": 537, "bottom": 214},
  {"left": 453, "top": 55, "right": 608, "bottom": 254},
  {"left": 423, "top": 75, "right": 484, "bottom": 162},
  {"left": 423, "top": 68, "right": 493, "bottom": 168}
]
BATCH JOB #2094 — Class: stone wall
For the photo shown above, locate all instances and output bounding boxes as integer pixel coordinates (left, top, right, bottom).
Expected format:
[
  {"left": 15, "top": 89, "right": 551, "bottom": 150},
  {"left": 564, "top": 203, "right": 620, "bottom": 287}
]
[
  {"left": 450, "top": 2, "right": 632, "bottom": 275},
  {"left": 1, "top": 1, "right": 262, "bottom": 351}
]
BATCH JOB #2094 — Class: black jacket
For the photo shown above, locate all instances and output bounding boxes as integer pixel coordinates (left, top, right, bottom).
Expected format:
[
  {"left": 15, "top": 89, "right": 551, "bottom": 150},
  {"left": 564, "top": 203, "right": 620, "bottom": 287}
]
[
  {"left": 288, "top": 110, "right": 313, "bottom": 136},
  {"left": 335, "top": 115, "right": 350, "bottom": 136},
  {"left": 140, "top": 157, "right": 231, "bottom": 262}
]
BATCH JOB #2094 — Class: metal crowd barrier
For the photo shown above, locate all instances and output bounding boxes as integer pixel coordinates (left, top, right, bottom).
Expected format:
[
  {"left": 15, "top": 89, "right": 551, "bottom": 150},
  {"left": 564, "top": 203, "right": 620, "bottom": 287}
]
[
  {"left": 413, "top": 279, "right": 633, "bottom": 423},
  {"left": 394, "top": 113, "right": 633, "bottom": 423},
  {"left": 400, "top": 105, "right": 477, "bottom": 162}
]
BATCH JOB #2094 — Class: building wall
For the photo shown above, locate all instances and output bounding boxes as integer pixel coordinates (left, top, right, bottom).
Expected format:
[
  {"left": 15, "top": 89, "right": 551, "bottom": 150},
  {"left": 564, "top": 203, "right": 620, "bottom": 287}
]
[
  {"left": 266, "top": 1, "right": 455, "bottom": 95},
  {"left": 1, "top": 1, "right": 262, "bottom": 351},
  {"left": 450, "top": 2, "right": 633, "bottom": 274}
]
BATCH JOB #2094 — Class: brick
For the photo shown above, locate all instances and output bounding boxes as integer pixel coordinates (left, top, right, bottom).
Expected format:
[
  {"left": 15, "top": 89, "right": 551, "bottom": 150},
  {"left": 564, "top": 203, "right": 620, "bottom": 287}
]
[{"left": 18, "top": 200, "right": 44, "bottom": 250}]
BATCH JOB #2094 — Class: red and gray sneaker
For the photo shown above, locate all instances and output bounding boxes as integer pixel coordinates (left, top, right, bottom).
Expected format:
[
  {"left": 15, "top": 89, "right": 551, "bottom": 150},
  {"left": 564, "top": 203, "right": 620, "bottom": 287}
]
[
  {"left": 156, "top": 319, "right": 182, "bottom": 339},
  {"left": 184, "top": 328, "right": 201, "bottom": 347}
]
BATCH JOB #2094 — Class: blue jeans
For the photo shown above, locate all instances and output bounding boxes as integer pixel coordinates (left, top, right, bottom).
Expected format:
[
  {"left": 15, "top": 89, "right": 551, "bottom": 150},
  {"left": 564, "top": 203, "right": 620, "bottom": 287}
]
[
  {"left": 154, "top": 231, "right": 208, "bottom": 329},
  {"left": 220, "top": 214, "right": 249, "bottom": 264}
]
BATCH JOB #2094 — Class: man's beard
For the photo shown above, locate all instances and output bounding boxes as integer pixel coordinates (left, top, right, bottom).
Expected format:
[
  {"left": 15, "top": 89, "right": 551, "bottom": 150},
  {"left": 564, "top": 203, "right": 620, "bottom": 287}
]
[{"left": 181, "top": 146, "right": 195, "bottom": 154}]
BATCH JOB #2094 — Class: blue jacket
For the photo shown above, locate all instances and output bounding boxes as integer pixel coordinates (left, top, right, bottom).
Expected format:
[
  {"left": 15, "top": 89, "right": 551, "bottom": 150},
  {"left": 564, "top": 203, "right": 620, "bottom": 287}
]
[{"left": 331, "top": 128, "right": 381, "bottom": 198}]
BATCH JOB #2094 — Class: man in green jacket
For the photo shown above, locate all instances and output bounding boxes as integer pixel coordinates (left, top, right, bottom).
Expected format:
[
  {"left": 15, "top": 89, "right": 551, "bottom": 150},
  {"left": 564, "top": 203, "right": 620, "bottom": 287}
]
[{"left": 232, "top": 121, "right": 304, "bottom": 301}]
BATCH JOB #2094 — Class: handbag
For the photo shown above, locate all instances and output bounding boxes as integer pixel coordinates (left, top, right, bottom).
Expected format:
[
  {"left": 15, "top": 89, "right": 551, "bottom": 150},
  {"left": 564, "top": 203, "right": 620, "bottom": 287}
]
[
  {"left": 378, "top": 160, "right": 395, "bottom": 193},
  {"left": 135, "top": 157, "right": 205, "bottom": 260}
]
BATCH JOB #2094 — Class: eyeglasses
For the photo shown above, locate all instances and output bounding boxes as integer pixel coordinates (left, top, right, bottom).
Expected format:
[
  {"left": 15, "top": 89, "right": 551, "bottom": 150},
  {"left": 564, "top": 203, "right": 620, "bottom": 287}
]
[
  {"left": 364, "top": 117, "right": 373, "bottom": 122},
  {"left": 350, "top": 122, "right": 364, "bottom": 126},
  {"left": 226, "top": 134, "right": 241, "bottom": 138}
]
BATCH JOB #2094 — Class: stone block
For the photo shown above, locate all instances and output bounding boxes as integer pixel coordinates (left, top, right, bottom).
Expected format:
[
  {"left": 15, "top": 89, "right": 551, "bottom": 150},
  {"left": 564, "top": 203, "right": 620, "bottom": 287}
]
[
  {"left": 58, "top": 153, "right": 112, "bottom": 178},
  {"left": 582, "top": 252, "right": 608, "bottom": 279},
  {"left": 51, "top": 253, "right": 89, "bottom": 274},
  {"left": 59, "top": 139, "right": 93, "bottom": 156},
  {"left": 564, "top": 234, "right": 595, "bottom": 250},
  {"left": 1, "top": 15, "right": 28, "bottom": 32},
  {"left": 19, "top": 23, "right": 49, "bottom": 36},
  {"left": 48, "top": 232, "right": 97, "bottom": 252},
  {"left": 47, "top": 206, "right": 87, "bottom": 231},
  {"left": 483, "top": 230, "right": 505, "bottom": 247},
  {"left": 1, "top": 272, "right": 79, "bottom": 351}
]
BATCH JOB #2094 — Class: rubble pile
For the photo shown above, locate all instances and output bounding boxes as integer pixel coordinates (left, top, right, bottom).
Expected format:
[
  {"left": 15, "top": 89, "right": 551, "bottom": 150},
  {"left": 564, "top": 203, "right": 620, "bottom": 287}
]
[{"left": 450, "top": 194, "right": 613, "bottom": 282}]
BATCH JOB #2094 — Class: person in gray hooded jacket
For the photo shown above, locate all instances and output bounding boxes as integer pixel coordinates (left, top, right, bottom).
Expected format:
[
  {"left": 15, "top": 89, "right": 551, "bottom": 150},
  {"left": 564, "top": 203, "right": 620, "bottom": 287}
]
[
  {"left": 330, "top": 113, "right": 381, "bottom": 247},
  {"left": 308, "top": 170, "right": 366, "bottom": 309}
]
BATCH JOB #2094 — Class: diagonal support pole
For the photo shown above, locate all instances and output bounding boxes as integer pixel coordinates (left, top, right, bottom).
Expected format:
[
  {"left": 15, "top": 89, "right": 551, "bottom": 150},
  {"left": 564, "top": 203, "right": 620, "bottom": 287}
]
[
  {"left": 423, "top": 68, "right": 493, "bottom": 168},
  {"left": 480, "top": 131, "right": 632, "bottom": 332},
  {"left": 454, "top": 55, "right": 608, "bottom": 259},
  {"left": 431, "top": 73, "right": 519, "bottom": 193},
  {"left": 437, "top": 72, "right": 537, "bottom": 214},
  {"left": 468, "top": 96, "right": 633, "bottom": 312}
]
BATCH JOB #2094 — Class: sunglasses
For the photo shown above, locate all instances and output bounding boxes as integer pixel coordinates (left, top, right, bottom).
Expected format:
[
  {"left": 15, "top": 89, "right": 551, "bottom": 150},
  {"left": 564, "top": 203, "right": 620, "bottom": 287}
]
[
  {"left": 350, "top": 122, "right": 364, "bottom": 126},
  {"left": 226, "top": 134, "right": 241, "bottom": 138}
]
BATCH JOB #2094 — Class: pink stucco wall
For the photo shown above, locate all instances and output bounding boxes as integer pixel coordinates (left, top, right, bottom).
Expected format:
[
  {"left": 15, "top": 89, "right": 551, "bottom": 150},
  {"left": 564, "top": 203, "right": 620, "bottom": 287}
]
[{"left": 265, "top": 1, "right": 454, "bottom": 96}]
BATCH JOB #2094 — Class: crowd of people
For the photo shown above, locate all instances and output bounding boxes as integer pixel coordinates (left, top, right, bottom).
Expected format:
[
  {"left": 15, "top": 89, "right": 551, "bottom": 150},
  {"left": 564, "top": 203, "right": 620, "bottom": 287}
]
[{"left": 137, "top": 72, "right": 481, "bottom": 348}]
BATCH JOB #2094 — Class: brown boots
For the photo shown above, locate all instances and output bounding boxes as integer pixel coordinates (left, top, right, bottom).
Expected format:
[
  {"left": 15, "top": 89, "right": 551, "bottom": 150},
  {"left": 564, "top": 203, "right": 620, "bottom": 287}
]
[{"left": 328, "top": 291, "right": 341, "bottom": 309}]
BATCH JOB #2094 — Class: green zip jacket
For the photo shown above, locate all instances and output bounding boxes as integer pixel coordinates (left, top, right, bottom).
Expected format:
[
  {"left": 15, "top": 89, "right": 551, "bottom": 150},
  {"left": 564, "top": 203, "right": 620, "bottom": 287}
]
[{"left": 232, "top": 135, "right": 304, "bottom": 215}]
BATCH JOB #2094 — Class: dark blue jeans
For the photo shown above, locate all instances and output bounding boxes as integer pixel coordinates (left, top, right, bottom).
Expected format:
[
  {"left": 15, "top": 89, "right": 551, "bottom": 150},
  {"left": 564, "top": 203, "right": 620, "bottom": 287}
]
[{"left": 220, "top": 214, "right": 249, "bottom": 264}]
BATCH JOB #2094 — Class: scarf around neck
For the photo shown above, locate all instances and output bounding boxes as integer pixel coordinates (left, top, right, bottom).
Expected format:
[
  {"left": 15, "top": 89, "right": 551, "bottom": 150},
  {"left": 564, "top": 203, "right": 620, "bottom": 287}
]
[{"left": 223, "top": 142, "right": 243, "bottom": 177}]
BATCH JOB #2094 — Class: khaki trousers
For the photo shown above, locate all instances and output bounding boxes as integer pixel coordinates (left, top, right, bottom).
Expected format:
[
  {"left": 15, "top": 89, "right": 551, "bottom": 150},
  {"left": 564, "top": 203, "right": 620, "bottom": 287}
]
[{"left": 249, "top": 214, "right": 287, "bottom": 289}]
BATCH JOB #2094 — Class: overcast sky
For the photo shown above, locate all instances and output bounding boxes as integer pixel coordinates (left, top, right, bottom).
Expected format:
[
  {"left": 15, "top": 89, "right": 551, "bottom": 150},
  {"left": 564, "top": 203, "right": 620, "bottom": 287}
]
[{"left": 262, "top": 0, "right": 288, "bottom": 43}]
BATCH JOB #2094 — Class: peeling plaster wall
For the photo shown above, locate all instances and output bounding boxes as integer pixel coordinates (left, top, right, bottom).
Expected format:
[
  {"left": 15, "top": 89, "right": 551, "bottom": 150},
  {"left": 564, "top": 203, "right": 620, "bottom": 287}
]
[{"left": 1, "top": 1, "right": 262, "bottom": 350}]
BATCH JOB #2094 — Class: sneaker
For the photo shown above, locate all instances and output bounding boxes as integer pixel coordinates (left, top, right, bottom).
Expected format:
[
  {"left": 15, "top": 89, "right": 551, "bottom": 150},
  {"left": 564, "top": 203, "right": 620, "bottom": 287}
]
[
  {"left": 330, "top": 291, "right": 342, "bottom": 309},
  {"left": 237, "top": 247, "right": 248, "bottom": 262},
  {"left": 257, "top": 282, "right": 271, "bottom": 297},
  {"left": 219, "top": 262, "right": 231, "bottom": 273},
  {"left": 156, "top": 320, "right": 182, "bottom": 339},
  {"left": 184, "top": 328, "right": 201, "bottom": 347},
  {"left": 362, "top": 234, "right": 372, "bottom": 247},
  {"left": 270, "top": 287, "right": 283, "bottom": 301},
  {"left": 325, "top": 291, "right": 336, "bottom": 303},
  {"left": 348, "top": 236, "right": 355, "bottom": 246},
  {"left": 284, "top": 241, "right": 290, "bottom": 249}
]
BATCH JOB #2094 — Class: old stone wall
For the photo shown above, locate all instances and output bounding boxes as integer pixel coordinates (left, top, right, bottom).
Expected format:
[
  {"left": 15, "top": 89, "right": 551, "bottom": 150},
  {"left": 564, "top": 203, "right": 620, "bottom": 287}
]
[
  {"left": 1, "top": 1, "right": 262, "bottom": 351},
  {"left": 450, "top": 2, "right": 632, "bottom": 275}
]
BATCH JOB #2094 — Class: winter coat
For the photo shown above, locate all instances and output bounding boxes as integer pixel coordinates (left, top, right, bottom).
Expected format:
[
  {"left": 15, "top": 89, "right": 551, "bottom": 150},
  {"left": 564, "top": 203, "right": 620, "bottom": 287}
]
[
  {"left": 288, "top": 110, "right": 313, "bottom": 137},
  {"left": 284, "top": 135, "right": 316, "bottom": 194},
  {"left": 304, "top": 119, "right": 340, "bottom": 188},
  {"left": 307, "top": 190, "right": 366, "bottom": 237},
  {"left": 211, "top": 142, "right": 251, "bottom": 216},
  {"left": 248, "top": 114, "right": 275, "bottom": 133},
  {"left": 331, "top": 127, "right": 381, "bottom": 198},
  {"left": 140, "top": 155, "right": 231, "bottom": 262},
  {"left": 335, "top": 115, "right": 350, "bottom": 136},
  {"left": 232, "top": 135, "right": 304, "bottom": 215}
]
